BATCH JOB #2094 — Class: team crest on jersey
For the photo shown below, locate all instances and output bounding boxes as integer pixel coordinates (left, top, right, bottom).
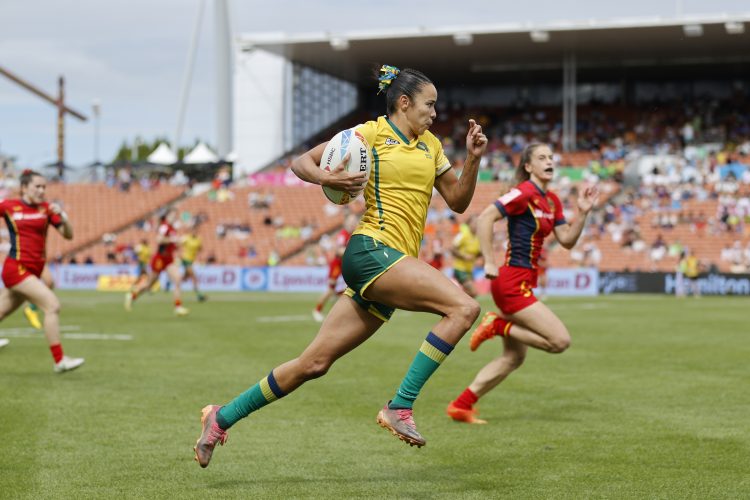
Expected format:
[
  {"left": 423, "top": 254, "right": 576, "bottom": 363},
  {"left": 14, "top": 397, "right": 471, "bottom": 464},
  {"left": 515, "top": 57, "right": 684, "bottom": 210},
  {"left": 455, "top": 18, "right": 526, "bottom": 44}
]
[
  {"left": 416, "top": 141, "right": 432, "bottom": 159},
  {"left": 12, "top": 206, "right": 21, "bottom": 211},
  {"left": 546, "top": 197, "right": 555, "bottom": 212},
  {"left": 385, "top": 137, "right": 400, "bottom": 146}
]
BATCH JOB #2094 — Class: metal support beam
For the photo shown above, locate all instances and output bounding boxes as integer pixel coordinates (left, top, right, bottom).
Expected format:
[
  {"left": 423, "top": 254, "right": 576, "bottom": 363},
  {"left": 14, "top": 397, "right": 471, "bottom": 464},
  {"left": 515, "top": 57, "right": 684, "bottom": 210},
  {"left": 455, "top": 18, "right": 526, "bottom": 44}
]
[
  {"left": 214, "top": 0, "right": 232, "bottom": 160},
  {"left": 562, "top": 52, "right": 577, "bottom": 152}
]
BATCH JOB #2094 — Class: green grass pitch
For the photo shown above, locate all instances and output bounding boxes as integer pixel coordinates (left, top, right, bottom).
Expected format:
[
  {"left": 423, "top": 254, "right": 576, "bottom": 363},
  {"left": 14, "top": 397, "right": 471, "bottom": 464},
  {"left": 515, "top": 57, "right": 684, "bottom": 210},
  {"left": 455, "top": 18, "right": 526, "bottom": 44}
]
[{"left": 1, "top": 291, "right": 748, "bottom": 499}]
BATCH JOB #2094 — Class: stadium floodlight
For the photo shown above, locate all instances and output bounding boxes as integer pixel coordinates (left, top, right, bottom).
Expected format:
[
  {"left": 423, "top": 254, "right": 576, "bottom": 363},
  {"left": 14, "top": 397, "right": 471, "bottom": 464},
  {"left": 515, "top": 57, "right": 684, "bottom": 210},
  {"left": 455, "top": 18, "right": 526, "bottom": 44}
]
[
  {"left": 329, "top": 37, "right": 350, "bottom": 51},
  {"left": 530, "top": 30, "right": 550, "bottom": 43},
  {"left": 725, "top": 21, "right": 745, "bottom": 35},
  {"left": 452, "top": 32, "right": 474, "bottom": 46},
  {"left": 682, "top": 24, "right": 703, "bottom": 37}
]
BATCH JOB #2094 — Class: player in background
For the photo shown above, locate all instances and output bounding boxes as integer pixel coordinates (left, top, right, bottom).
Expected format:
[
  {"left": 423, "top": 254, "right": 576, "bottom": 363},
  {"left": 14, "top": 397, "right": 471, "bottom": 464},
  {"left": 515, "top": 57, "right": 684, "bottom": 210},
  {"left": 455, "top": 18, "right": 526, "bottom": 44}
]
[
  {"left": 0, "top": 170, "right": 84, "bottom": 372},
  {"left": 134, "top": 238, "right": 152, "bottom": 288},
  {"left": 450, "top": 215, "right": 481, "bottom": 297},
  {"left": 125, "top": 208, "right": 189, "bottom": 316},
  {"left": 181, "top": 227, "right": 206, "bottom": 303},
  {"left": 194, "top": 65, "right": 488, "bottom": 467},
  {"left": 312, "top": 213, "right": 358, "bottom": 322},
  {"left": 682, "top": 249, "right": 701, "bottom": 297},
  {"left": 446, "top": 143, "right": 598, "bottom": 424}
]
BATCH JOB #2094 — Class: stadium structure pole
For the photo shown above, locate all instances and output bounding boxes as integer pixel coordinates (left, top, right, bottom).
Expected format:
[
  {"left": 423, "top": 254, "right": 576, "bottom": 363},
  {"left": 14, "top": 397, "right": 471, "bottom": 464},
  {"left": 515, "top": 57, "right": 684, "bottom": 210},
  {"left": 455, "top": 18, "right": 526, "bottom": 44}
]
[
  {"left": 214, "top": 0, "right": 232, "bottom": 160},
  {"left": 175, "top": 0, "right": 205, "bottom": 157}
]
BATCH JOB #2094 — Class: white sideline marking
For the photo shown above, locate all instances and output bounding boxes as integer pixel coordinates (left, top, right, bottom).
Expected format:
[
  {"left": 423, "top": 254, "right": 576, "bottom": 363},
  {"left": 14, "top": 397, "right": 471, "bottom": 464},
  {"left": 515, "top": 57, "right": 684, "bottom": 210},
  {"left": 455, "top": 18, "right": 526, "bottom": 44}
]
[
  {"left": 255, "top": 315, "right": 314, "bottom": 323},
  {"left": 0, "top": 325, "right": 132, "bottom": 341},
  {"left": 549, "top": 303, "right": 609, "bottom": 310}
]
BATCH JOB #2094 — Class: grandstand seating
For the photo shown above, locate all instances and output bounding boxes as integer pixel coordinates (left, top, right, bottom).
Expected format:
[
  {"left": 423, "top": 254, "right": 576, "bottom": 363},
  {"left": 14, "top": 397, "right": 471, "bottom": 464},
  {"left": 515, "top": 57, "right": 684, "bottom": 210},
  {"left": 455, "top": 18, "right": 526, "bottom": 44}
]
[
  {"left": 44, "top": 183, "right": 185, "bottom": 261},
  {"left": 46, "top": 177, "right": 744, "bottom": 276},
  {"left": 77, "top": 185, "right": 363, "bottom": 266}
]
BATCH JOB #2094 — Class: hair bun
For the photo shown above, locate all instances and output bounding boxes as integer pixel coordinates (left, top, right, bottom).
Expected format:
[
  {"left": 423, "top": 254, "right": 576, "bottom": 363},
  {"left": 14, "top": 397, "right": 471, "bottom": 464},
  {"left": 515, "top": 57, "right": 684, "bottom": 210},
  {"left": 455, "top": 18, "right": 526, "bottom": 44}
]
[{"left": 377, "top": 65, "right": 400, "bottom": 95}]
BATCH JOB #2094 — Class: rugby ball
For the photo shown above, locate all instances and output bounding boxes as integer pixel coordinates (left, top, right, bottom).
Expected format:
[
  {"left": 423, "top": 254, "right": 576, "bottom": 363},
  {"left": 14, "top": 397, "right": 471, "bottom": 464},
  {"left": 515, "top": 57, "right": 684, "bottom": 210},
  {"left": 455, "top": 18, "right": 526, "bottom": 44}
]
[{"left": 320, "top": 128, "right": 371, "bottom": 205}]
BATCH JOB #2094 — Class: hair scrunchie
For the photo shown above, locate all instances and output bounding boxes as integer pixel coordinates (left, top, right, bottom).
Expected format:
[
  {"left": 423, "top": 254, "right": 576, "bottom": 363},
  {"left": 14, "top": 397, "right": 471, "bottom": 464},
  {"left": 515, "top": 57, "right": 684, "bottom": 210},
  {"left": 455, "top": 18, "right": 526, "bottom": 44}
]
[{"left": 377, "top": 65, "right": 400, "bottom": 94}]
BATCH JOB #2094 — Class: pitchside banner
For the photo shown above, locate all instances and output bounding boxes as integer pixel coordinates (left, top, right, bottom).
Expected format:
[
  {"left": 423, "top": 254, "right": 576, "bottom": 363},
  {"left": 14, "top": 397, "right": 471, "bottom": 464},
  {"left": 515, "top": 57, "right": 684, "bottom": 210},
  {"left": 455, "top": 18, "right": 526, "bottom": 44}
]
[
  {"left": 157, "top": 265, "right": 244, "bottom": 291},
  {"left": 51, "top": 264, "right": 136, "bottom": 290},
  {"left": 45, "top": 265, "right": 602, "bottom": 295},
  {"left": 599, "top": 272, "right": 750, "bottom": 295},
  {"left": 545, "top": 268, "right": 599, "bottom": 296}
]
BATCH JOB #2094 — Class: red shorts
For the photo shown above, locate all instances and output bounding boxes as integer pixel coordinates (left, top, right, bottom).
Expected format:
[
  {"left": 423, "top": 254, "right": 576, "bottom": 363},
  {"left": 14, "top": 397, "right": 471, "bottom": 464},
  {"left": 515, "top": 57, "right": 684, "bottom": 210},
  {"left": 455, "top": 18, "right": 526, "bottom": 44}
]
[
  {"left": 490, "top": 265, "right": 538, "bottom": 315},
  {"left": 328, "top": 256, "right": 343, "bottom": 284},
  {"left": 2, "top": 258, "right": 44, "bottom": 288},
  {"left": 151, "top": 253, "right": 174, "bottom": 273}
]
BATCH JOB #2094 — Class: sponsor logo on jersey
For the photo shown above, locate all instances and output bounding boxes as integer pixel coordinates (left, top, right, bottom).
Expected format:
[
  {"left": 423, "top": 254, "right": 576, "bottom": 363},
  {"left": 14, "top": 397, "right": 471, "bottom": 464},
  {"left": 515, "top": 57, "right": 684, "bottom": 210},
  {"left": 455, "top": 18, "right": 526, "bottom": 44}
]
[
  {"left": 498, "top": 188, "right": 522, "bottom": 205},
  {"left": 532, "top": 209, "right": 555, "bottom": 220},
  {"left": 385, "top": 137, "right": 400, "bottom": 146},
  {"left": 12, "top": 212, "right": 47, "bottom": 221}
]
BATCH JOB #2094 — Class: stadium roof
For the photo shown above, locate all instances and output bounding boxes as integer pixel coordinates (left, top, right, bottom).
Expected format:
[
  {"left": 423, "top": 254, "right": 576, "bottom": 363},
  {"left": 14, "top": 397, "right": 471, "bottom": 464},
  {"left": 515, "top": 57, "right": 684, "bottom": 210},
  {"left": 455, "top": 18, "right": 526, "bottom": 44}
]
[{"left": 238, "top": 14, "right": 750, "bottom": 84}]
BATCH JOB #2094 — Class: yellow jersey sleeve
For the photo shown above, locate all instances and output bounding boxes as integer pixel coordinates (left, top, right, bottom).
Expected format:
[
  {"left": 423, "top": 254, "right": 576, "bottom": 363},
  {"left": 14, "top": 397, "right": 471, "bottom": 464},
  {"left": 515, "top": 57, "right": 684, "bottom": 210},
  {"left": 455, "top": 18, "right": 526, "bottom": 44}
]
[
  {"left": 353, "top": 121, "right": 378, "bottom": 151},
  {"left": 428, "top": 134, "right": 451, "bottom": 177}
]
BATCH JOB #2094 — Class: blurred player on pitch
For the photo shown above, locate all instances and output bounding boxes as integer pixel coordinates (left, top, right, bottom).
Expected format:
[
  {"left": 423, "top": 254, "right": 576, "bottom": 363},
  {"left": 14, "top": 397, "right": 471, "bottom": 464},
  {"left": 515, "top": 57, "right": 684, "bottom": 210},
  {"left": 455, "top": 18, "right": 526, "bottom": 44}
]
[
  {"left": 125, "top": 208, "right": 188, "bottom": 316},
  {"left": 450, "top": 215, "right": 481, "bottom": 298},
  {"left": 312, "top": 213, "right": 358, "bottom": 322},
  {"left": 181, "top": 227, "right": 206, "bottom": 303}
]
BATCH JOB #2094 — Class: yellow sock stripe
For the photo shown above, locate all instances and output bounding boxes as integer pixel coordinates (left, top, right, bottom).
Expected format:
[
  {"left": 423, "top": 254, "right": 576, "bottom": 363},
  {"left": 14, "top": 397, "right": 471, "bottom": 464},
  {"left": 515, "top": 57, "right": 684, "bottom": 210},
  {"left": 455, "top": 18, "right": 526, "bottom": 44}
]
[
  {"left": 420, "top": 340, "right": 448, "bottom": 364},
  {"left": 503, "top": 321, "right": 513, "bottom": 337},
  {"left": 259, "top": 377, "right": 278, "bottom": 403}
]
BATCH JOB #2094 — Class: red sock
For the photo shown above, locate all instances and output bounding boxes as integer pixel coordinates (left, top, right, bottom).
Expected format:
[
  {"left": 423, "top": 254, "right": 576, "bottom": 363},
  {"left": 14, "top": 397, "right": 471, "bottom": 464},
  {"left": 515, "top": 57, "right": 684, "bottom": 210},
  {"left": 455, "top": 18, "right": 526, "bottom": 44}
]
[
  {"left": 131, "top": 290, "right": 139, "bottom": 301},
  {"left": 50, "top": 344, "right": 64, "bottom": 363},
  {"left": 453, "top": 388, "right": 479, "bottom": 410},
  {"left": 315, "top": 303, "right": 323, "bottom": 312},
  {"left": 494, "top": 317, "right": 513, "bottom": 337},
  {"left": 175, "top": 299, "right": 182, "bottom": 307}
]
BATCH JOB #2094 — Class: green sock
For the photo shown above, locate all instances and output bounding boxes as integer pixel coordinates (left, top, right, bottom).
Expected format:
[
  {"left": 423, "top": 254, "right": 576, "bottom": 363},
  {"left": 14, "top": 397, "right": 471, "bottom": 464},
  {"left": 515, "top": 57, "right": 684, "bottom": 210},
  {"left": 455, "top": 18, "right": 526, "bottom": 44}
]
[
  {"left": 216, "top": 370, "right": 287, "bottom": 430},
  {"left": 29, "top": 303, "right": 39, "bottom": 311},
  {"left": 389, "top": 332, "right": 454, "bottom": 410}
]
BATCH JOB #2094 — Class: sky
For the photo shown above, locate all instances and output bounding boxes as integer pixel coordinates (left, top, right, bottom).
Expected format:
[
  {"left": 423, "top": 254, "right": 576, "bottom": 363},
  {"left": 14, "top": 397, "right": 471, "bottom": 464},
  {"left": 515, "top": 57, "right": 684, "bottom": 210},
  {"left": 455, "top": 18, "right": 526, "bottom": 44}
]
[{"left": 1, "top": 0, "right": 748, "bottom": 170}]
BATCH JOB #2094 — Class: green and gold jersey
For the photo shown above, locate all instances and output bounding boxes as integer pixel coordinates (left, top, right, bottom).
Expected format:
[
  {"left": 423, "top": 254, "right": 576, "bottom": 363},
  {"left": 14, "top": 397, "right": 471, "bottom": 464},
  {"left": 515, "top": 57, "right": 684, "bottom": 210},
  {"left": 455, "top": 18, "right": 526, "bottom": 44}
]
[
  {"left": 452, "top": 224, "right": 481, "bottom": 273},
  {"left": 353, "top": 116, "right": 451, "bottom": 257},
  {"left": 181, "top": 234, "right": 202, "bottom": 262},
  {"left": 135, "top": 243, "right": 151, "bottom": 264}
]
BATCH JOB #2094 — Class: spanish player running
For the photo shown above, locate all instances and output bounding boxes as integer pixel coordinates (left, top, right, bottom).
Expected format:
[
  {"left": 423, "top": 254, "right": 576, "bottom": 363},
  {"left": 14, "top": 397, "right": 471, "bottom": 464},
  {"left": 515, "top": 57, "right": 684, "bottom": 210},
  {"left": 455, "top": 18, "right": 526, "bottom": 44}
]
[
  {"left": 181, "top": 228, "right": 206, "bottom": 302},
  {"left": 451, "top": 215, "right": 481, "bottom": 297},
  {"left": 194, "top": 65, "right": 488, "bottom": 467},
  {"left": 0, "top": 170, "right": 84, "bottom": 372},
  {"left": 125, "top": 208, "right": 188, "bottom": 316},
  {"left": 312, "top": 213, "right": 358, "bottom": 322},
  {"left": 446, "top": 143, "right": 598, "bottom": 424}
]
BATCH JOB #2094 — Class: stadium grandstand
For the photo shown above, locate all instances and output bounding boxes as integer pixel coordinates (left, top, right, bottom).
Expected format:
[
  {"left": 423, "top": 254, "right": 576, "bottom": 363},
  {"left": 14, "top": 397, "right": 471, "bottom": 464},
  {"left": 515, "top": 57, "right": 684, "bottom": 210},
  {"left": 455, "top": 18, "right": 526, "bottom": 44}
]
[{"left": 4, "top": 14, "right": 749, "bottom": 278}]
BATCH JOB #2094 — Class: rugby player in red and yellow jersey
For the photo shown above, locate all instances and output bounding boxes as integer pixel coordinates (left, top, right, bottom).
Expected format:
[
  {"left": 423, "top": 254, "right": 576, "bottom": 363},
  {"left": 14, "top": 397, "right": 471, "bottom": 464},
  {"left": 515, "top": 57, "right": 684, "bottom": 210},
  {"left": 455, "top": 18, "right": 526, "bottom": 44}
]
[
  {"left": 125, "top": 207, "right": 188, "bottom": 316},
  {"left": 447, "top": 143, "right": 598, "bottom": 424},
  {"left": 0, "top": 169, "right": 84, "bottom": 372},
  {"left": 312, "top": 213, "right": 358, "bottom": 322}
]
